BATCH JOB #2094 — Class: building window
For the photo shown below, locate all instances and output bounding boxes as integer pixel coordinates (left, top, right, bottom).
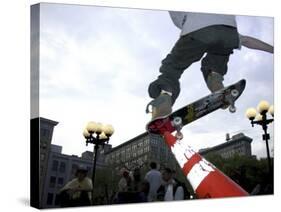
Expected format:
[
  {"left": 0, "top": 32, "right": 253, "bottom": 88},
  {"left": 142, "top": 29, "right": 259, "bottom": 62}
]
[
  {"left": 49, "top": 176, "right": 56, "bottom": 188},
  {"left": 52, "top": 160, "right": 59, "bottom": 171},
  {"left": 143, "top": 155, "right": 148, "bottom": 161},
  {"left": 41, "top": 128, "right": 51, "bottom": 139},
  {"left": 71, "top": 164, "right": 78, "bottom": 175},
  {"left": 57, "top": 177, "right": 64, "bottom": 186},
  {"left": 144, "top": 139, "right": 148, "bottom": 145},
  {"left": 151, "top": 146, "right": 158, "bottom": 154},
  {"left": 138, "top": 149, "right": 143, "bottom": 155},
  {"left": 87, "top": 166, "right": 92, "bottom": 173},
  {"left": 47, "top": 193, "right": 54, "bottom": 205},
  {"left": 144, "top": 146, "right": 150, "bottom": 153},
  {"left": 41, "top": 141, "right": 47, "bottom": 149},
  {"left": 40, "top": 167, "right": 43, "bottom": 176},
  {"left": 54, "top": 194, "right": 60, "bottom": 206},
  {"left": 105, "top": 157, "right": 109, "bottom": 164},
  {"left": 59, "top": 162, "right": 66, "bottom": 173},
  {"left": 116, "top": 152, "right": 120, "bottom": 159},
  {"left": 121, "top": 154, "right": 124, "bottom": 161},
  {"left": 40, "top": 153, "right": 46, "bottom": 161}
]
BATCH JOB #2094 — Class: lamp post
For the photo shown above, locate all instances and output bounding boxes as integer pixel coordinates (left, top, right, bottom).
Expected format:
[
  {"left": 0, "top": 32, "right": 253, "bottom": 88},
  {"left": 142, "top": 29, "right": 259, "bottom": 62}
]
[
  {"left": 245, "top": 100, "right": 274, "bottom": 175},
  {"left": 83, "top": 122, "right": 114, "bottom": 204}
]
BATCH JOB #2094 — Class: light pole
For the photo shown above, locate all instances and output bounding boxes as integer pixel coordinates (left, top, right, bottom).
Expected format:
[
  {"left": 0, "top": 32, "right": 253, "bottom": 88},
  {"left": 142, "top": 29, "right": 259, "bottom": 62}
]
[
  {"left": 245, "top": 100, "right": 274, "bottom": 176},
  {"left": 83, "top": 122, "right": 114, "bottom": 204}
]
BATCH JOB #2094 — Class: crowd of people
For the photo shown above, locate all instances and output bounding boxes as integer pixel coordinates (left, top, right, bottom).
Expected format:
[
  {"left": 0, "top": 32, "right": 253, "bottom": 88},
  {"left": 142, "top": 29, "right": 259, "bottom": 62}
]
[
  {"left": 54, "top": 158, "right": 274, "bottom": 207},
  {"left": 113, "top": 162, "right": 190, "bottom": 204},
  {"left": 56, "top": 162, "right": 190, "bottom": 207}
]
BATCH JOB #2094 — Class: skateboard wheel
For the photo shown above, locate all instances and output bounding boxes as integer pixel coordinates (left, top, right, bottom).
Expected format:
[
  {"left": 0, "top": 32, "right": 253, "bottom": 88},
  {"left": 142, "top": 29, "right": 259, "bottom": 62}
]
[
  {"left": 229, "top": 105, "right": 236, "bottom": 113},
  {"left": 173, "top": 117, "right": 182, "bottom": 127},
  {"left": 175, "top": 131, "right": 183, "bottom": 140},
  {"left": 231, "top": 89, "right": 239, "bottom": 97}
]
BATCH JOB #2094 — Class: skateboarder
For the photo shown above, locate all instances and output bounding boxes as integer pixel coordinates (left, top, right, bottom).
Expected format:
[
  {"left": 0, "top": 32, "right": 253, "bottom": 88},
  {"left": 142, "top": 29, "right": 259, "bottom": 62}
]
[{"left": 146, "top": 11, "right": 273, "bottom": 120}]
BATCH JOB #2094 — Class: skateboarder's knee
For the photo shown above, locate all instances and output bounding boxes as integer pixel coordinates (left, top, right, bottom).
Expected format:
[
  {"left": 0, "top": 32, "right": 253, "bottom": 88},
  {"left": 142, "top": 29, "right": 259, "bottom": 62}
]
[
  {"left": 148, "top": 79, "right": 180, "bottom": 105},
  {"left": 148, "top": 81, "right": 162, "bottom": 99}
]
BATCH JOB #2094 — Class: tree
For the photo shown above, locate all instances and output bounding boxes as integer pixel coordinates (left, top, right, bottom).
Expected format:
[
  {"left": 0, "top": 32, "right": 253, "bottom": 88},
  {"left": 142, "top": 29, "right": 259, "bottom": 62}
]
[{"left": 205, "top": 154, "right": 273, "bottom": 194}]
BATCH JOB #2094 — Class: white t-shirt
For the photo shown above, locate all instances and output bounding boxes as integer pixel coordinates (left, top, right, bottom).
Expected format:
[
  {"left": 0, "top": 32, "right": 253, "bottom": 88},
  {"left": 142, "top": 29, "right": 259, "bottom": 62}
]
[
  {"left": 164, "top": 183, "right": 184, "bottom": 201},
  {"left": 144, "top": 169, "right": 162, "bottom": 201},
  {"left": 118, "top": 177, "right": 128, "bottom": 192},
  {"left": 61, "top": 177, "right": 93, "bottom": 200},
  {"left": 169, "top": 11, "right": 237, "bottom": 36}
]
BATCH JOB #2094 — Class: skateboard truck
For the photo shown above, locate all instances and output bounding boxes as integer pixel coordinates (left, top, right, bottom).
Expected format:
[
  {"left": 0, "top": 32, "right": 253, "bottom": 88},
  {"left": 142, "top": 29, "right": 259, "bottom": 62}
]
[
  {"left": 226, "top": 89, "right": 239, "bottom": 113},
  {"left": 172, "top": 117, "right": 183, "bottom": 140}
]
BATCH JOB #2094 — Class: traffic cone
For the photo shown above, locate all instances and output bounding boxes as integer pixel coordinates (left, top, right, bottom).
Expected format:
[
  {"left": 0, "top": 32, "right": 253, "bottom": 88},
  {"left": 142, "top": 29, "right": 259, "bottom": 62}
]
[{"left": 163, "top": 132, "right": 249, "bottom": 198}]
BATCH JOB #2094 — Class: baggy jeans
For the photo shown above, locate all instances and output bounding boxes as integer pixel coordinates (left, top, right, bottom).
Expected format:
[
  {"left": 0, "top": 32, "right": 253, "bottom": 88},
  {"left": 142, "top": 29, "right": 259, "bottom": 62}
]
[{"left": 148, "top": 25, "right": 239, "bottom": 105}]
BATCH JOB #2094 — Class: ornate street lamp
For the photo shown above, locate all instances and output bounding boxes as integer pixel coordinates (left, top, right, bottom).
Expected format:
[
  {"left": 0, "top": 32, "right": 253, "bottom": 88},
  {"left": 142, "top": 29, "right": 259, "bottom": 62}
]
[
  {"left": 83, "top": 122, "right": 114, "bottom": 204},
  {"left": 245, "top": 100, "right": 274, "bottom": 175}
]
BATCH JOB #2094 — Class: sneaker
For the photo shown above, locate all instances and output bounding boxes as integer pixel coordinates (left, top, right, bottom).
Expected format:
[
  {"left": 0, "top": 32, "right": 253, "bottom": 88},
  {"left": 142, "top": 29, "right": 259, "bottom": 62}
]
[
  {"left": 206, "top": 72, "right": 224, "bottom": 92},
  {"left": 206, "top": 72, "right": 228, "bottom": 109},
  {"left": 146, "top": 92, "right": 172, "bottom": 120}
]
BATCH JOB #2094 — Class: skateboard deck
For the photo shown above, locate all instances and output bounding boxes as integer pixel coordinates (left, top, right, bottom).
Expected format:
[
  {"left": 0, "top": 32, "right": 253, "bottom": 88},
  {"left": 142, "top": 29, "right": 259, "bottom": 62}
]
[{"left": 146, "top": 79, "right": 246, "bottom": 135}]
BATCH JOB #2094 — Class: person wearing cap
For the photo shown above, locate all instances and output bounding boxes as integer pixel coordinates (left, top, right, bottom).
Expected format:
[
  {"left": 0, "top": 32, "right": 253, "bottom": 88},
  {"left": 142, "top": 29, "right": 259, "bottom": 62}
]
[{"left": 59, "top": 166, "right": 93, "bottom": 207}]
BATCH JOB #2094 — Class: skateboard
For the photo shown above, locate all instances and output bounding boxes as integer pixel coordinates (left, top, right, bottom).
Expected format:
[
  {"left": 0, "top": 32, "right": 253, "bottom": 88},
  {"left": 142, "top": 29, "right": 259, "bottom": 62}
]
[{"left": 146, "top": 79, "right": 246, "bottom": 137}]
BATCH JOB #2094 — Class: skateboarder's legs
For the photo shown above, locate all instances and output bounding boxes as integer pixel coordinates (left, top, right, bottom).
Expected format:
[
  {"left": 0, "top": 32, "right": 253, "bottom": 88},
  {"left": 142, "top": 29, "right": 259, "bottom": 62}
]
[
  {"left": 148, "top": 34, "right": 207, "bottom": 105},
  {"left": 201, "top": 48, "right": 232, "bottom": 91},
  {"left": 148, "top": 25, "right": 239, "bottom": 105},
  {"left": 200, "top": 26, "right": 239, "bottom": 89}
]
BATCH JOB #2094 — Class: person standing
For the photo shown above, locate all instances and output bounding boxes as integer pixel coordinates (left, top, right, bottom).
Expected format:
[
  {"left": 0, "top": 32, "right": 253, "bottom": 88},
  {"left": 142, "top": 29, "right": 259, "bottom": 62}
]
[
  {"left": 116, "top": 169, "right": 134, "bottom": 203},
  {"left": 157, "top": 168, "right": 184, "bottom": 201},
  {"left": 144, "top": 162, "right": 162, "bottom": 201}
]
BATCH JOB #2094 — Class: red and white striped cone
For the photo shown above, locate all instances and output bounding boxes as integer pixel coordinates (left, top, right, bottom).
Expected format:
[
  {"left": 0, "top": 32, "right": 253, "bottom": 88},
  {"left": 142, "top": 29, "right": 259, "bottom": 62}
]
[{"left": 163, "top": 131, "right": 249, "bottom": 198}]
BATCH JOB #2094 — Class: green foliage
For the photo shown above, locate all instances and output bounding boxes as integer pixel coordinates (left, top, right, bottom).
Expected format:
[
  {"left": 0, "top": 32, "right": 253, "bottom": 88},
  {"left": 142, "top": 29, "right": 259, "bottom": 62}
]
[
  {"left": 205, "top": 154, "right": 273, "bottom": 194},
  {"left": 92, "top": 166, "right": 119, "bottom": 201}
]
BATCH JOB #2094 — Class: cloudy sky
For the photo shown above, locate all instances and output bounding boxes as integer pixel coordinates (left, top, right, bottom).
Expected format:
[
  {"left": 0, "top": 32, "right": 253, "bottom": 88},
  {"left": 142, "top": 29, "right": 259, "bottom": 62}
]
[{"left": 37, "top": 3, "right": 274, "bottom": 159}]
